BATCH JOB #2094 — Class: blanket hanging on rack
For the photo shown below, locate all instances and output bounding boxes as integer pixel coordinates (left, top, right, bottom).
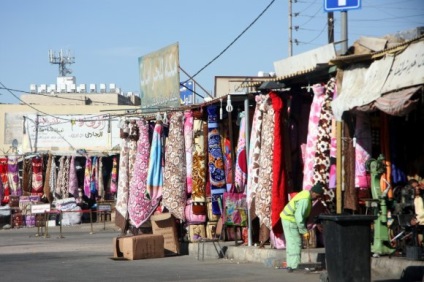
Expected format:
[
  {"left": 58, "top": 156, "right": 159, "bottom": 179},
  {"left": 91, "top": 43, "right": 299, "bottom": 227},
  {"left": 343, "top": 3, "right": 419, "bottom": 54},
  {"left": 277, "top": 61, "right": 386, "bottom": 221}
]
[
  {"left": 8, "top": 155, "right": 21, "bottom": 197},
  {"left": 31, "top": 156, "right": 43, "bottom": 198},
  {"left": 0, "top": 157, "right": 10, "bottom": 204},
  {"left": 146, "top": 121, "right": 164, "bottom": 208},
  {"left": 115, "top": 120, "right": 130, "bottom": 230},
  {"left": 109, "top": 156, "right": 118, "bottom": 194},
  {"left": 128, "top": 119, "right": 155, "bottom": 228},
  {"left": 184, "top": 110, "right": 194, "bottom": 194},
  {"left": 83, "top": 156, "right": 92, "bottom": 197},
  {"left": 207, "top": 105, "right": 226, "bottom": 215},
  {"left": 162, "top": 111, "right": 187, "bottom": 221},
  {"left": 234, "top": 111, "right": 247, "bottom": 193},
  {"left": 43, "top": 154, "right": 53, "bottom": 202},
  {"left": 68, "top": 155, "right": 78, "bottom": 198},
  {"left": 191, "top": 119, "right": 207, "bottom": 212},
  {"left": 313, "top": 77, "right": 336, "bottom": 186},
  {"left": 302, "top": 83, "right": 326, "bottom": 191},
  {"left": 246, "top": 95, "right": 265, "bottom": 211},
  {"left": 255, "top": 94, "right": 274, "bottom": 229},
  {"left": 270, "top": 92, "right": 286, "bottom": 236}
]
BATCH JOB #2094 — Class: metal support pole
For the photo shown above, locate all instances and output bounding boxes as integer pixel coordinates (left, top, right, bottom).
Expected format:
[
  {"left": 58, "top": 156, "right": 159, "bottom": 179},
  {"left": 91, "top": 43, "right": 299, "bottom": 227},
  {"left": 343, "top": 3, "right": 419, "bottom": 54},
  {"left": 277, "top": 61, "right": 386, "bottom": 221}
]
[
  {"left": 89, "top": 209, "right": 94, "bottom": 234},
  {"left": 244, "top": 97, "right": 252, "bottom": 247},
  {"left": 336, "top": 121, "right": 343, "bottom": 214},
  {"left": 59, "top": 211, "right": 64, "bottom": 238},
  {"left": 341, "top": 11, "right": 348, "bottom": 54},
  {"left": 336, "top": 11, "right": 348, "bottom": 214},
  {"left": 288, "top": 0, "right": 293, "bottom": 57}
]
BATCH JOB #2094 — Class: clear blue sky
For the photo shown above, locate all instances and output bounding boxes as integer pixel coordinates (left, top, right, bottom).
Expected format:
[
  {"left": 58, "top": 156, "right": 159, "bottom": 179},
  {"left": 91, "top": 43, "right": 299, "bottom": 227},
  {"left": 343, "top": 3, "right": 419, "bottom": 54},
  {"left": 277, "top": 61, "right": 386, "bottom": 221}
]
[{"left": 1, "top": 0, "right": 423, "bottom": 104}]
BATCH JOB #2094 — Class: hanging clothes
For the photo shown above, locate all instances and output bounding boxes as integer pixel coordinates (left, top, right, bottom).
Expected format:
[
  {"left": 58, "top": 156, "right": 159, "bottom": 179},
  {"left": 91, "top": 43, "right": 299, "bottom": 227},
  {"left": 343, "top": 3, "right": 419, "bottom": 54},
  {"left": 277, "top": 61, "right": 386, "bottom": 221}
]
[
  {"left": 162, "top": 111, "right": 187, "bottom": 221},
  {"left": 255, "top": 94, "right": 274, "bottom": 230},
  {"left": 115, "top": 120, "right": 130, "bottom": 230},
  {"left": 43, "top": 154, "right": 53, "bottom": 202},
  {"left": 207, "top": 105, "right": 226, "bottom": 215},
  {"left": 191, "top": 119, "right": 207, "bottom": 211},
  {"left": 184, "top": 110, "right": 194, "bottom": 194},
  {"left": 7, "top": 155, "right": 21, "bottom": 197},
  {"left": 146, "top": 120, "right": 164, "bottom": 209},
  {"left": 270, "top": 92, "right": 287, "bottom": 236},
  {"left": 302, "top": 84, "right": 326, "bottom": 191},
  {"left": 234, "top": 111, "right": 247, "bottom": 193},
  {"left": 128, "top": 119, "right": 155, "bottom": 228},
  {"left": 68, "top": 156, "right": 79, "bottom": 198},
  {"left": 31, "top": 156, "right": 43, "bottom": 198},
  {"left": 246, "top": 95, "right": 265, "bottom": 212},
  {"left": 0, "top": 157, "right": 10, "bottom": 204}
]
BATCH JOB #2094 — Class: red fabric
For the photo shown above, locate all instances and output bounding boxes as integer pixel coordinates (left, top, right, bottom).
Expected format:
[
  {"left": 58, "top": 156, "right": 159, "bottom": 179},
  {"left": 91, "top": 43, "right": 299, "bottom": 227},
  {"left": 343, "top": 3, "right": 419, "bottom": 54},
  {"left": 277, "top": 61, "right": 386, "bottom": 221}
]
[{"left": 270, "top": 92, "right": 287, "bottom": 236}]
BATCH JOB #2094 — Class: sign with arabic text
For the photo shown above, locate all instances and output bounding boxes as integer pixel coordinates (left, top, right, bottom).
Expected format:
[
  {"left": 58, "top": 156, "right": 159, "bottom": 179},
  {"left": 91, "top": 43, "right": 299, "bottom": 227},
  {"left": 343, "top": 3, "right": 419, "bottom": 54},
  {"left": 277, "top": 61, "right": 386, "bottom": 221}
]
[{"left": 24, "top": 114, "right": 111, "bottom": 151}]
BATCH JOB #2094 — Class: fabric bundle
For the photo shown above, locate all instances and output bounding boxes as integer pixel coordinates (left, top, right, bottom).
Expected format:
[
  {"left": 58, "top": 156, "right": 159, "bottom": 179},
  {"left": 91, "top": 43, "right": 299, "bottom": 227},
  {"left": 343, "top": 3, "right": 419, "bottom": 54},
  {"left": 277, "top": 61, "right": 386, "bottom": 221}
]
[
  {"left": 162, "top": 111, "right": 187, "bottom": 221},
  {"left": 207, "top": 105, "right": 227, "bottom": 215}
]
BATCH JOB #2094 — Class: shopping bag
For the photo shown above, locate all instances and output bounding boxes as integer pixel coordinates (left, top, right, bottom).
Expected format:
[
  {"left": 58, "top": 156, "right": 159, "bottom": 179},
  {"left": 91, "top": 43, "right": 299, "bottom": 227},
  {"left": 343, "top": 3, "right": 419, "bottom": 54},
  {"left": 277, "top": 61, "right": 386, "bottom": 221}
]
[{"left": 223, "top": 190, "right": 247, "bottom": 226}]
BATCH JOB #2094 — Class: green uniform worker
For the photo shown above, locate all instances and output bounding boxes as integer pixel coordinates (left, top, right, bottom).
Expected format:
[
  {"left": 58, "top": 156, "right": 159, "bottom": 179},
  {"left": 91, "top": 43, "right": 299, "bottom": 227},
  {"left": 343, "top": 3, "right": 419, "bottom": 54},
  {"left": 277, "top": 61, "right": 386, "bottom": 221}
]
[{"left": 280, "top": 183, "right": 324, "bottom": 272}]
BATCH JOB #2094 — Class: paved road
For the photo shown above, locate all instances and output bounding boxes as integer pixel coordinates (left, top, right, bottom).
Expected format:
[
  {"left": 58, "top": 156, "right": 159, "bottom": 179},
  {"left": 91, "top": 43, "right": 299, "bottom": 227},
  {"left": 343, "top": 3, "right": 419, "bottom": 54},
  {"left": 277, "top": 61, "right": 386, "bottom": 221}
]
[{"left": 0, "top": 223, "right": 408, "bottom": 281}]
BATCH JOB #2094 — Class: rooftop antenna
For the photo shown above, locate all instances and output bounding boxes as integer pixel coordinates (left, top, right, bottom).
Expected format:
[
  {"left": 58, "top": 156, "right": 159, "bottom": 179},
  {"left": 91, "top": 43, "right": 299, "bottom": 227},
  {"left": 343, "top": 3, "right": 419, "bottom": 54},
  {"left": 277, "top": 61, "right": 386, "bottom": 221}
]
[{"left": 49, "top": 49, "right": 75, "bottom": 77}]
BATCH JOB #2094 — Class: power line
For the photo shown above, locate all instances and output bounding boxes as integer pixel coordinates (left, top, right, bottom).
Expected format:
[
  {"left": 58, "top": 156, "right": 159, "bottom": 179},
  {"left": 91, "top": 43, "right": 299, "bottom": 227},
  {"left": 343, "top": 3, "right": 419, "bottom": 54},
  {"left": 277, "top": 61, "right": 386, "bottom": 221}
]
[{"left": 185, "top": 0, "right": 276, "bottom": 83}]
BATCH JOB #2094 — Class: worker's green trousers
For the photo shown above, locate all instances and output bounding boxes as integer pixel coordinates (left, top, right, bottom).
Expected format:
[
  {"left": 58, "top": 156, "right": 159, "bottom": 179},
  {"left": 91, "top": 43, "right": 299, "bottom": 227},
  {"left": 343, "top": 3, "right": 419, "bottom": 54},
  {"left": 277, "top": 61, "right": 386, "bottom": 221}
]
[{"left": 282, "top": 219, "right": 302, "bottom": 269}]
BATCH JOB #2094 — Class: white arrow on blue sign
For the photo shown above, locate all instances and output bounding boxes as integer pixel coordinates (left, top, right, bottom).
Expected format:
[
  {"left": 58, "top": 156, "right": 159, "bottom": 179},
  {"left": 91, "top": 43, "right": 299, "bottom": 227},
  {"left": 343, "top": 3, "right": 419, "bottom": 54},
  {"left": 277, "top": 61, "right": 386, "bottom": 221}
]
[{"left": 324, "top": 0, "right": 361, "bottom": 12}]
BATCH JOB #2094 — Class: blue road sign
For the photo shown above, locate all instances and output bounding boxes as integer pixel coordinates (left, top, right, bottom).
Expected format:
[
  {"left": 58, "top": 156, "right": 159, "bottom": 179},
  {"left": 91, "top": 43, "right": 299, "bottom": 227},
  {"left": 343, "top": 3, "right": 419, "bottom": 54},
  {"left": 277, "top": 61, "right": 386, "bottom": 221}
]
[{"left": 324, "top": 0, "right": 361, "bottom": 12}]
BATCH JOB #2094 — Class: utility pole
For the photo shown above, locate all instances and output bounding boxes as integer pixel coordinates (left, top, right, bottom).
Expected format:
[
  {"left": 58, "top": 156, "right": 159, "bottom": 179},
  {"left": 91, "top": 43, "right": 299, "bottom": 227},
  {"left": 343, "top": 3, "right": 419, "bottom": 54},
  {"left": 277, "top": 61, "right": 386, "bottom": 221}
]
[{"left": 288, "top": 0, "right": 292, "bottom": 56}]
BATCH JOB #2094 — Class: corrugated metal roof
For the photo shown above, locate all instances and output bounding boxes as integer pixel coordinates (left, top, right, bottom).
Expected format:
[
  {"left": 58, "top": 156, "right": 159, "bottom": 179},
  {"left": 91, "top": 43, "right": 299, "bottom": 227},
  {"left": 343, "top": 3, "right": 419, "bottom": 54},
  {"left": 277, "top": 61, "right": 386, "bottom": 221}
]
[{"left": 330, "top": 34, "right": 424, "bottom": 67}]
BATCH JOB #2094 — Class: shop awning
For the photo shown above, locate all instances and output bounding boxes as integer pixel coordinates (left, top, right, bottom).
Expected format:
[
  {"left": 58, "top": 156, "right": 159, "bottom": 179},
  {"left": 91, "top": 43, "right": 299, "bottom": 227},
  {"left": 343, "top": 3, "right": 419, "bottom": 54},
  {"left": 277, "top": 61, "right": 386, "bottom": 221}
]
[
  {"left": 331, "top": 39, "right": 424, "bottom": 120},
  {"left": 354, "top": 85, "right": 422, "bottom": 116}
]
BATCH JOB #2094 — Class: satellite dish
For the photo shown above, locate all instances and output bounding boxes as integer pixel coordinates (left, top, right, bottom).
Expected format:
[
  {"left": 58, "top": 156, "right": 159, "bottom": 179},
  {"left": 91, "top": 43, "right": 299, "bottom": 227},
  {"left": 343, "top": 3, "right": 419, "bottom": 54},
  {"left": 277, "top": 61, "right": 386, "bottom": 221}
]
[{"left": 12, "top": 139, "right": 18, "bottom": 148}]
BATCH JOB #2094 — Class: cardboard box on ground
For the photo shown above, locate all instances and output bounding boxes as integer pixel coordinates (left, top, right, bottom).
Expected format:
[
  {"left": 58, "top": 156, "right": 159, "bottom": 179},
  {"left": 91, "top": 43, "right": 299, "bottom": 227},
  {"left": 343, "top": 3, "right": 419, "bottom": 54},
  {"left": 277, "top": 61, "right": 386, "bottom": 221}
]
[
  {"left": 113, "top": 234, "right": 165, "bottom": 260},
  {"left": 150, "top": 213, "right": 180, "bottom": 255}
]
